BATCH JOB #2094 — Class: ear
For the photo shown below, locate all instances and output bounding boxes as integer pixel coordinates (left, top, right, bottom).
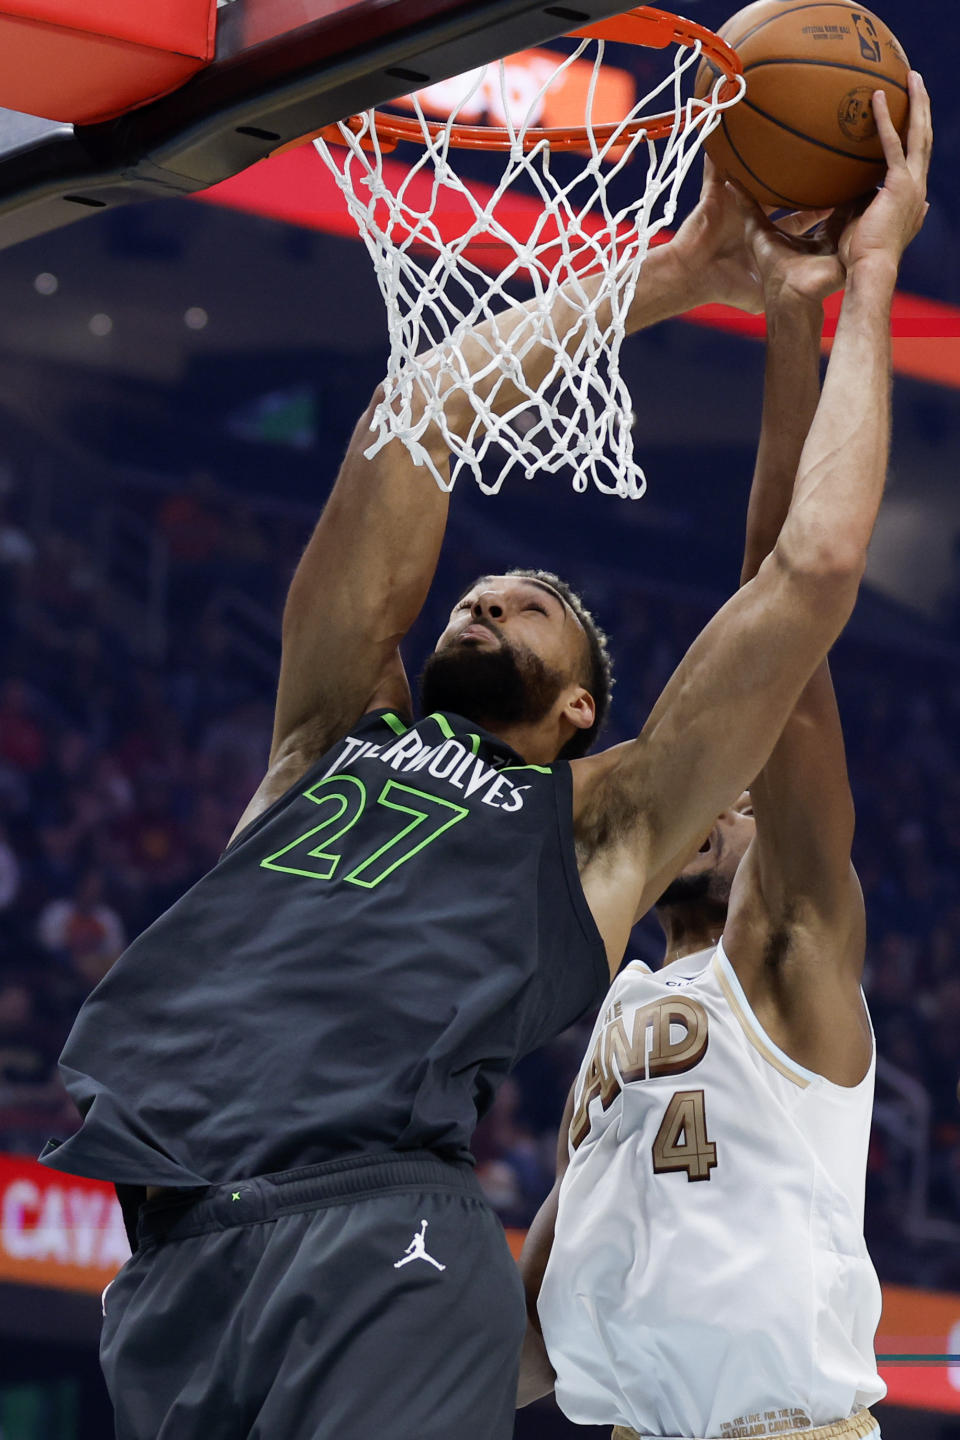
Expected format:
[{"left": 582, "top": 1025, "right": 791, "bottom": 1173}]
[{"left": 562, "top": 686, "right": 596, "bottom": 734}]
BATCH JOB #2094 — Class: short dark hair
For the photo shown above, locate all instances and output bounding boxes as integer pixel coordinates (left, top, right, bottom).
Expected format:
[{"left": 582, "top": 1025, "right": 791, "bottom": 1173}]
[{"left": 460, "top": 569, "right": 614, "bottom": 759}]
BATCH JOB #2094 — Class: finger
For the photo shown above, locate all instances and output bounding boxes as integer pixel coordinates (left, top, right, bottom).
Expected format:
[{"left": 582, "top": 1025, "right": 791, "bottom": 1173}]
[
  {"left": 872, "top": 89, "right": 906, "bottom": 172},
  {"left": 725, "top": 188, "right": 778, "bottom": 252},
  {"left": 700, "top": 153, "right": 722, "bottom": 197},
  {"left": 905, "top": 70, "right": 933, "bottom": 179}
]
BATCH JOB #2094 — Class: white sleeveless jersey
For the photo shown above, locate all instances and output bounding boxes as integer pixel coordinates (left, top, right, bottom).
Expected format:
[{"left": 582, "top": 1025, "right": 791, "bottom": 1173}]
[{"left": 538, "top": 941, "right": 885, "bottom": 1437}]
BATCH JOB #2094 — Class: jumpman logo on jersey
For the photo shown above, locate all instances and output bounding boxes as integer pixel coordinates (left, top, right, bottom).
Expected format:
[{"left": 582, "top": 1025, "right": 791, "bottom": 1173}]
[{"left": 394, "top": 1219, "right": 446, "bottom": 1271}]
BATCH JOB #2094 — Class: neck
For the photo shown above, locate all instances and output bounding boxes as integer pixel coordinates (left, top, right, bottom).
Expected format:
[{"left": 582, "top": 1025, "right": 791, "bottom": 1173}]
[
  {"left": 480, "top": 718, "right": 567, "bottom": 766},
  {"left": 658, "top": 904, "right": 727, "bottom": 967}
]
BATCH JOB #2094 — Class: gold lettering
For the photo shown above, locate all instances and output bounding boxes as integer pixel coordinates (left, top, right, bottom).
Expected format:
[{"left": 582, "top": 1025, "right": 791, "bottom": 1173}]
[
  {"left": 651, "top": 1089, "right": 718, "bottom": 1181},
  {"left": 601, "top": 1005, "right": 659, "bottom": 1104},
  {"left": 647, "top": 997, "right": 709, "bottom": 1077},
  {"left": 571, "top": 997, "right": 710, "bottom": 1149},
  {"left": 570, "top": 1040, "right": 603, "bottom": 1150}
]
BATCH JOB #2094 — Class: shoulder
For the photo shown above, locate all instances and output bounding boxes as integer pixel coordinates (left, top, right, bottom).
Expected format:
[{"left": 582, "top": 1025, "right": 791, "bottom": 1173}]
[{"left": 720, "top": 874, "right": 872, "bottom": 1086}]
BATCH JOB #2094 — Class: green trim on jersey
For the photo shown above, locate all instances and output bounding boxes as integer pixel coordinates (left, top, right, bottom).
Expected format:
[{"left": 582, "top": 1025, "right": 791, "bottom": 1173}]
[
  {"left": 260, "top": 773, "right": 470, "bottom": 889},
  {"left": 261, "top": 774, "right": 368, "bottom": 881},
  {"left": 347, "top": 783, "right": 469, "bottom": 889},
  {"left": 380, "top": 713, "right": 499, "bottom": 759}
]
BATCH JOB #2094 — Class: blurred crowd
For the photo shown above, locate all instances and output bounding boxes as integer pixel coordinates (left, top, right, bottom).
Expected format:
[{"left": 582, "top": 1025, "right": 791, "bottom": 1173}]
[{"left": 0, "top": 458, "right": 958, "bottom": 1291}]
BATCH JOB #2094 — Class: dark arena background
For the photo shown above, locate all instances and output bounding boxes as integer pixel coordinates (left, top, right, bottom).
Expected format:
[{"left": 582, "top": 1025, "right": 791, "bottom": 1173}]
[{"left": 0, "top": 1, "right": 957, "bottom": 1436}]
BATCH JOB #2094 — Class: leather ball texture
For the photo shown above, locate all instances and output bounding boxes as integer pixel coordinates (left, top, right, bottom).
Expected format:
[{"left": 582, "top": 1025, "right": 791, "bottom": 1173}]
[{"left": 694, "top": 1, "right": 910, "bottom": 208}]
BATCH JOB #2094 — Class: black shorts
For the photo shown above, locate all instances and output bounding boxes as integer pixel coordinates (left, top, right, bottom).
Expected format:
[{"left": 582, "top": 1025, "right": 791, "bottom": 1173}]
[{"left": 100, "top": 1151, "right": 526, "bottom": 1440}]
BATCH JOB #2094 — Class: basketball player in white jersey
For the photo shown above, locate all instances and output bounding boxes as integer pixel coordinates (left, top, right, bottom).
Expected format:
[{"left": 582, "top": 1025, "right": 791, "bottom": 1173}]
[{"left": 516, "top": 107, "right": 927, "bottom": 1440}]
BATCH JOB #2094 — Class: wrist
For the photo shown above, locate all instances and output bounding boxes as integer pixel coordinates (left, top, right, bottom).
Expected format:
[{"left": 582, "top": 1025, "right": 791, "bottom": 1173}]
[
  {"left": 845, "top": 252, "right": 899, "bottom": 299},
  {"left": 765, "top": 290, "right": 824, "bottom": 340},
  {"left": 660, "top": 225, "right": 724, "bottom": 306},
  {"left": 627, "top": 243, "right": 708, "bottom": 331}
]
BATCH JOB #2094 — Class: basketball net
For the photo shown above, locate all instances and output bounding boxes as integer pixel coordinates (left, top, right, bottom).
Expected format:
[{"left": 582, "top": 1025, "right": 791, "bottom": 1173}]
[{"left": 314, "top": 27, "right": 743, "bottom": 498}]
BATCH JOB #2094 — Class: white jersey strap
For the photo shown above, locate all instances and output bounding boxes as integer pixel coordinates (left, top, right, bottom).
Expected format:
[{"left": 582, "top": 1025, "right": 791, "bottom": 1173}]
[{"left": 712, "top": 940, "right": 816, "bottom": 1089}]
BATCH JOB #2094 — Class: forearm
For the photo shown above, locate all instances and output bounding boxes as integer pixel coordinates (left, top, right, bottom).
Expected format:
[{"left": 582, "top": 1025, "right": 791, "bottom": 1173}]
[
  {"left": 516, "top": 1182, "right": 561, "bottom": 1405},
  {"left": 270, "top": 400, "right": 448, "bottom": 756},
  {"left": 315, "top": 405, "right": 450, "bottom": 631},
  {"left": 741, "top": 297, "right": 857, "bottom": 899},
  {"left": 775, "top": 256, "right": 896, "bottom": 583},
  {"left": 741, "top": 299, "right": 823, "bottom": 584},
  {"left": 430, "top": 243, "right": 703, "bottom": 439},
  {"left": 517, "top": 1324, "right": 556, "bottom": 1407}
]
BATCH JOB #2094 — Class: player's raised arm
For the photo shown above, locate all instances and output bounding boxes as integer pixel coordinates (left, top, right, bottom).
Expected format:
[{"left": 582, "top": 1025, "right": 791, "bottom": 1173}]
[
  {"left": 719, "top": 198, "right": 866, "bottom": 1002},
  {"left": 572, "top": 75, "right": 932, "bottom": 962}
]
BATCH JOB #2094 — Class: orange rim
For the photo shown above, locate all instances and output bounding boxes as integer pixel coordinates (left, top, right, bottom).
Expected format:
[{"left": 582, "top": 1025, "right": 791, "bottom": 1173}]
[{"left": 315, "top": 6, "right": 743, "bottom": 154}]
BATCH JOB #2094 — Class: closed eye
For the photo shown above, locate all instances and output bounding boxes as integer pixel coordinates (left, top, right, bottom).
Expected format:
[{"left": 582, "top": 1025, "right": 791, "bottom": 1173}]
[{"left": 525, "top": 603, "right": 547, "bottom": 615}]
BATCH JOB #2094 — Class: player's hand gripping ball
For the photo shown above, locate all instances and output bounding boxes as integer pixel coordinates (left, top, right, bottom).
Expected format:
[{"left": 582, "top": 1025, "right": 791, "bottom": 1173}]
[{"left": 694, "top": 0, "right": 910, "bottom": 208}]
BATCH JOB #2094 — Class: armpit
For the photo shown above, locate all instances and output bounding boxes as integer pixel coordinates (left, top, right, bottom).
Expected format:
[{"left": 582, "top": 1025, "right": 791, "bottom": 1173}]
[{"left": 575, "top": 767, "right": 649, "bottom": 867}]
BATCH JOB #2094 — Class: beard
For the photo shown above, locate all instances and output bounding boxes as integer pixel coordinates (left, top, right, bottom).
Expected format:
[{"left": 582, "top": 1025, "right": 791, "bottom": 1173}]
[
  {"left": 656, "top": 871, "right": 713, "bottom": 909},
  {"left": 418, "top": 632, "right": 568, "bottom": 732},
  {"left": 656, "top": 868, "right": 733, "bottom": 913}
]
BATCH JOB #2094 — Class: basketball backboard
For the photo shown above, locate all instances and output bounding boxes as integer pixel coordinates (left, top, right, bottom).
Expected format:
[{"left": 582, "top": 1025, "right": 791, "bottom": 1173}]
[{"left": 0, "top": 0, "right": 631, "bottom": 251}]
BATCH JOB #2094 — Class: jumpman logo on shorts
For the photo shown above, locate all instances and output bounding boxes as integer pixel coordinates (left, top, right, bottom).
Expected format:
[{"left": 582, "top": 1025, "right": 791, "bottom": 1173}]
[{"left": 394, "top": 1218, "right": 446, "bottom": 1271}]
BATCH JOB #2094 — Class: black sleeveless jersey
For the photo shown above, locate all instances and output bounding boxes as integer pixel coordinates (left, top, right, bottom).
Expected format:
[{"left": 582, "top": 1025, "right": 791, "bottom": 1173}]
[{"left": 42, "top": 711, "right": 609, "bottom": 1187}]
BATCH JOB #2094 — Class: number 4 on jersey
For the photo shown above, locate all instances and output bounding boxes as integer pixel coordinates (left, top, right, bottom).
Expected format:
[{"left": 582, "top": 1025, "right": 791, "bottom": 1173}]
[{"left": 652, "top": 1089, "right": 718, "bottom": 1182}]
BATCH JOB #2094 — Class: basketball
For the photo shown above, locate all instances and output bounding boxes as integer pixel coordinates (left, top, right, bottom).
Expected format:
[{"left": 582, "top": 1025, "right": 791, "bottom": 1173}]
[{"left": 694, "top": 1, "right": 910, "bottom": 208}]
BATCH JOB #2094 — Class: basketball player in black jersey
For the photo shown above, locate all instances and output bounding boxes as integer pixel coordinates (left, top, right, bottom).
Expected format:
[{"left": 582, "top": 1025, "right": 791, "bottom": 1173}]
[{"left": 41, "top": 79, "right": 929, "bottom": 1440}]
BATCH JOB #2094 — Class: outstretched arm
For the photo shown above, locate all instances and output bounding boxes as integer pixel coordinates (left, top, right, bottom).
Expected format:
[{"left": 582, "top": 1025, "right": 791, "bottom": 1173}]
[
  {"left": 573, "top": 76, "right": 932, "bottom": 970},
  {"left": 721, "top": 206, "right": 872, "bottom": 1082},
  {"left": 736, "top": 234, "right": 855, "bottom": 939}
]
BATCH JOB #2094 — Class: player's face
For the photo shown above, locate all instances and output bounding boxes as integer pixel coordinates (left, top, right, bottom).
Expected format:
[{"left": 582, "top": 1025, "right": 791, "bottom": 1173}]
[
  {"left": 419, "top": 576, "right": 589, "bottom": 732},
  {"left": 690, "top": 792, "right": 755, "bottom": 881},
  {"left": 436, "top": 576, "right": 584, "bottom": 672},
  {"left": 658, "top": 793, "right": 756, "bottom": 909}
]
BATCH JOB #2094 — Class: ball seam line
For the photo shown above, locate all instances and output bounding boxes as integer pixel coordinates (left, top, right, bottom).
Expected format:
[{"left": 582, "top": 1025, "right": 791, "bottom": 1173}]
[
  {"left": 717, "top": 113, "right": 805, "bottom": 208},
  {"left": 742, "top": 56, "right": 908, "bottom": 96},
  {"left": 739, "top": 94, "right": 897, "bottom": 164}
]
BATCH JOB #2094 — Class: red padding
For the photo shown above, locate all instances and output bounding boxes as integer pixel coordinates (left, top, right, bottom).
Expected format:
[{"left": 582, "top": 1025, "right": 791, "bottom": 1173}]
[
  {"left": 0, "top": 0, "right": 216, "bottom": 125},
  {"left": 200, "top": 144, "right": 960, "bottom": 393}
]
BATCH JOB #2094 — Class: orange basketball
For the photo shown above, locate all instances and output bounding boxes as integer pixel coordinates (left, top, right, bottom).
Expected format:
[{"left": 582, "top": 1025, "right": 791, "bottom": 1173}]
[{"left": 694, "top": 1, "right": 910, "bottom": 208}]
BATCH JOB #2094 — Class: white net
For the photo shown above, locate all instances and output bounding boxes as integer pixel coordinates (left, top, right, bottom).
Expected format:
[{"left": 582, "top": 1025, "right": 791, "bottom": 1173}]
[{"left": 314, "top": 32, "right": 743, "bottom": 498}]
